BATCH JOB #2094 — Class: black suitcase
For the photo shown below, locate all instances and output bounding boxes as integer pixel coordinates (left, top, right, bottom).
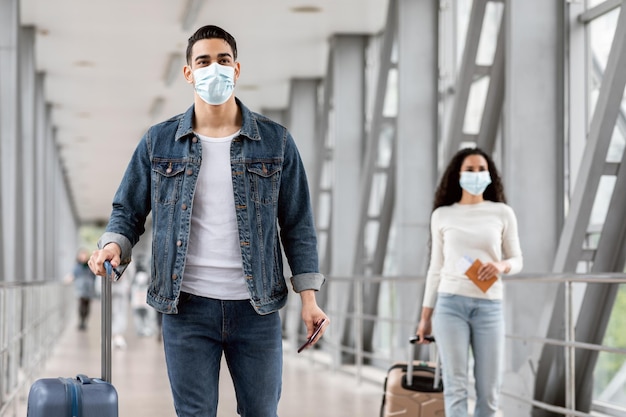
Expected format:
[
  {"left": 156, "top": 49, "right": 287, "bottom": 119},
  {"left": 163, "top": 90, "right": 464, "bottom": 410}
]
[
  {"left": 27, "top": 262, "right": 119, "bottom": 417},
  {"left": 380, "top": 335, "right": 445, "bottom": 417}
]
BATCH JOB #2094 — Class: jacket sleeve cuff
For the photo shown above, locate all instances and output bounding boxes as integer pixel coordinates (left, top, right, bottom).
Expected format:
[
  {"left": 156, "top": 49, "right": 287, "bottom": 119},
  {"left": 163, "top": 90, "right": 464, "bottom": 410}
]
[
  {"left": 290, "top": 272, "right": 325, "bottom": 293},
  {"left": 97, "top": 232, "right": 133, "bottom": 265}
]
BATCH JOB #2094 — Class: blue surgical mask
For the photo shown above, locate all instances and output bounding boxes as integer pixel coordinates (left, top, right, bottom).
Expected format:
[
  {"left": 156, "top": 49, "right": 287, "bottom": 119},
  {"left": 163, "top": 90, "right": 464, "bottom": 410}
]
[
  {"left": 459, "top": 171, "right": 492, "bottom": 195},
  {"left": 193, "top": 63, "right": 235, "bottom": 105}
]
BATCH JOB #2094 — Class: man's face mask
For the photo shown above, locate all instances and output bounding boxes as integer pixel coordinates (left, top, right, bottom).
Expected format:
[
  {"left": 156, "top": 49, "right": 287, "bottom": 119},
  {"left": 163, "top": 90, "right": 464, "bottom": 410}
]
[
  {"left": 459, "top": 171, "right": 492, "bottom": 195},
  {"left": 193, "top": 63, "right": 235, "bottom": 105}
]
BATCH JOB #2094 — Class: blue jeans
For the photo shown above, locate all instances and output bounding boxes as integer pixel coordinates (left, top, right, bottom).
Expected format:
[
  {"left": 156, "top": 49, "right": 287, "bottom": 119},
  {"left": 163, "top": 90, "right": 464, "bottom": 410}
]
[
  {"left": 433, "top": 293, "right": 504, "bottom": 417},
  {"left": 161, "top": 293, "right": 283, "bottom": 417}
]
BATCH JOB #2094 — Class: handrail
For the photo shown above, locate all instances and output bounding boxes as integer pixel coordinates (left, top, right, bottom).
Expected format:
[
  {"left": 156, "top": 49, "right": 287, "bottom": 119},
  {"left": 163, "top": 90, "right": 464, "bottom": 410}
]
[
  {"left": 0, "top": 281, "right": 73, "bottom": 417},
  {"left": 3, "top": 274, "right": 625, "bottom": 416},
  {"left": 284, "top": 273, "right": 626, "bottom": 417}
]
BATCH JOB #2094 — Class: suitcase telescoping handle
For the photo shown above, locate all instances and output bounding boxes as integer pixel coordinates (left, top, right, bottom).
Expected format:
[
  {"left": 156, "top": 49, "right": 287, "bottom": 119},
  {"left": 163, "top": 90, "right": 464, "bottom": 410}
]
[
  {"left": 102, "top": 261, "right": 116, "bottom": 383},
  {"left": 407, "top": 335, "right": 440, "bottom": 388}
]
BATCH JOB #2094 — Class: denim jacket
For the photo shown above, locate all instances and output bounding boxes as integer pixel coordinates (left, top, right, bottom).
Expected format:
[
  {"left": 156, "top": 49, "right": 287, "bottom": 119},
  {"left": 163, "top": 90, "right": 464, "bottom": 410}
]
[{"left": 98, "top": 98, "right": 324, "bottom": 315}]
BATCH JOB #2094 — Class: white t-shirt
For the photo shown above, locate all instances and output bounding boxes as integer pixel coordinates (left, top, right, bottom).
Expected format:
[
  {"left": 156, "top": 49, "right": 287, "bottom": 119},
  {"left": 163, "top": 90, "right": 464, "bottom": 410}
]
[
  {"left": 422, "top": 201, "right": 523, "bottom": 308},
  {"left": 181, "top": 130, "right": 249, "bottom": 300}
]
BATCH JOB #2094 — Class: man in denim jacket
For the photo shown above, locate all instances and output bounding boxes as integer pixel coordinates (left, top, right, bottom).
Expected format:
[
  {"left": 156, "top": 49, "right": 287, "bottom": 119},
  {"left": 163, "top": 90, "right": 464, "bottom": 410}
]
[{"left": 88, "top": 25, "right": 329, "bottom": 417}]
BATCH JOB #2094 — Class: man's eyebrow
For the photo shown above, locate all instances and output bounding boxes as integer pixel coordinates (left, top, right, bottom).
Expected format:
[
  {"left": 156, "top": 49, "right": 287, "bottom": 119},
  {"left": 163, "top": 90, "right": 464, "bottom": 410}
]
[{"left": 194, "top": 52, "right": 233, "bottom": 62}]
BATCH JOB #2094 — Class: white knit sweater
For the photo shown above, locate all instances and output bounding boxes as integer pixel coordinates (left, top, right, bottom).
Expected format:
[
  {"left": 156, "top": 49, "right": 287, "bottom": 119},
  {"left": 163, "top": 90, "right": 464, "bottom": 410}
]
[{"left": 422, "top": 201, "right": 523, "bottom": 308}]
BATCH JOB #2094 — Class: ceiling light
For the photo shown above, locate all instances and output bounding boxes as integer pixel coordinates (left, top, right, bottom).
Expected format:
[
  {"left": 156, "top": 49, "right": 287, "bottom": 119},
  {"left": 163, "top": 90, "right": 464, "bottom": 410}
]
[
  {"left": 181, "top": 0, "right": 206, "bottom": 31},
  {"left": 237, "top": 84, "right": 259, "bottom": 91},
  {"left": 74, "top": 60, "right": 94, "bottom": 67},
  {"left": 290, "top": 5, "right": 322, "bottom": 13},
  {"left": 163, "top": 52, "right": 184, "bottom": 86},
  {"left": 149, "top": 97, "right": 165, "bottom": 119}
]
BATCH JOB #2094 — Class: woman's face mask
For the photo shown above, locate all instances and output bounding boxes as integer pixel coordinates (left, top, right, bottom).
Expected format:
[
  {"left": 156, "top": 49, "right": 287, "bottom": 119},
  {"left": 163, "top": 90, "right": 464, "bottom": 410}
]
[{"left": 459, "top": 171, "right": 492, "bottom": 195}]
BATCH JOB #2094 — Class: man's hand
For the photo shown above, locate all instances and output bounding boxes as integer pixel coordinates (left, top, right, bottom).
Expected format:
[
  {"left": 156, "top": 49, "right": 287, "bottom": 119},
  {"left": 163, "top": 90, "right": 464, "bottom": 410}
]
[
  {"left": 299, "top": 290, "right": 329, "bottom": 350},
  {"left": 87, "top": 243, "right": 122, "bottom": 277}
]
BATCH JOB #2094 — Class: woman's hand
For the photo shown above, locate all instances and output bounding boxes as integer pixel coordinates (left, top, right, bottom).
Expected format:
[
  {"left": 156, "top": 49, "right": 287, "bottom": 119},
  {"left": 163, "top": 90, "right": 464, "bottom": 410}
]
[
  {"left": 416, "top": 307, "right": 434, "bottom": 344},
  {"left": 478, "top": 261, "right": 510, "bottom": 281}
]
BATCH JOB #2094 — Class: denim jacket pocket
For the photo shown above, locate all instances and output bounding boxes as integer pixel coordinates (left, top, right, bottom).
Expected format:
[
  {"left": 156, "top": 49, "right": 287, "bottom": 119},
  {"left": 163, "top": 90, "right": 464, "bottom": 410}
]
[
  {"left": 246, "top": 161, "right": 282, "bottom": 205},
  {"left": 152, "top": 159, "right": 186, "bottom": 205}
]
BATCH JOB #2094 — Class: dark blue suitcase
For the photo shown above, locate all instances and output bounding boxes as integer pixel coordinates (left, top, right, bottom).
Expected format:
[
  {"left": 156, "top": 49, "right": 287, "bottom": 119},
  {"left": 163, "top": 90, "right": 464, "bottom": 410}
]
[
  {"left": 27, "top": 262, "right": 119, "bottom": 417},
  {"left": 27, "top": 375, "right": 118, "bottom": 417}
]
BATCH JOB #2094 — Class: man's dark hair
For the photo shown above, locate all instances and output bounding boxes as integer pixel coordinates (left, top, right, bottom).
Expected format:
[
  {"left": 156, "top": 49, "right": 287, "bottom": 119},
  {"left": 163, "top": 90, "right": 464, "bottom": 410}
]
[{"left": 186, "top": 25, "right": 238, "bottom": 64}]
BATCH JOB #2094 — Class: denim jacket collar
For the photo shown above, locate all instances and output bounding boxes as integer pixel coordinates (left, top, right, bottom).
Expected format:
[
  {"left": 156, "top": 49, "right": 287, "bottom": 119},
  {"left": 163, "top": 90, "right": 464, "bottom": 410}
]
[{"left": 174, "top": 97, "right": 261, "bottom": 142}]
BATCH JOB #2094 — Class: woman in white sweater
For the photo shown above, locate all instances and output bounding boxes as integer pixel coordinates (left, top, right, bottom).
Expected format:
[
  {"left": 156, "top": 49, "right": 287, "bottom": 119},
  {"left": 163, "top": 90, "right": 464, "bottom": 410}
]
[{"left": 416, "top": 147, "right": 523, "bottom": 417}]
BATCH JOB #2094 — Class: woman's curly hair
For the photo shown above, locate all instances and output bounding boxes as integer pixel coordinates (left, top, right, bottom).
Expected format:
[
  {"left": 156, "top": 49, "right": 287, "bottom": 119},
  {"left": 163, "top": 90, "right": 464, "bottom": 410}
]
[{"left": 433, "top": 147, "right": 507, "bottom": 211}]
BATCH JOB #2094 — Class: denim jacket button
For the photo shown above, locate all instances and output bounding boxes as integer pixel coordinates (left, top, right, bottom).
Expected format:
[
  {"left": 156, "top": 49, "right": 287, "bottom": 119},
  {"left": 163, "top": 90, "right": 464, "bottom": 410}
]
[
  {"left": 171, "top": 274, "right": 177, "bottom": 280},
  {"left": 176, "top": 240, "right": 182, "bottom": 246},
  {"left": 192, "top": 137, "right": 198, "bottom": 143},
  {"left": 186, "top": 169, "right": 193, "bottom": 175},
  {"left": 181, "top": 204, "right": 187, "bottom": 210}
]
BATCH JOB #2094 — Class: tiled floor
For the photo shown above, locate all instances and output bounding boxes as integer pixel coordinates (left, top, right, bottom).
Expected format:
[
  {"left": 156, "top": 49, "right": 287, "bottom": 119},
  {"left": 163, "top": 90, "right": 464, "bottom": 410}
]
[{"left": 17, "top": 300, "right": 385, "bottom": 417}]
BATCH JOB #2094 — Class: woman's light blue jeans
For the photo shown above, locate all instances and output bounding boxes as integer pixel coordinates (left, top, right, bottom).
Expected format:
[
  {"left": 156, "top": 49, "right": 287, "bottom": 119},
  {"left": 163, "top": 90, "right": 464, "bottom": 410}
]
[
  {"left": 161, "top": 292, "right": 282, "bottom": 417},
  {"left": 433, "top": 293, "right": 504, "bottom": 417}
]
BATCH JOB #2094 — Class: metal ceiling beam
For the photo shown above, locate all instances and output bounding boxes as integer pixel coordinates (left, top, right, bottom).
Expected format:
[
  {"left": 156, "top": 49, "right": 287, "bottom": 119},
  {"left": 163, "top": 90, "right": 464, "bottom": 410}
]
[
  {"left": 353, "top": 0, "right": 397, "bottom": 277},
  {"left": 351, "top": 0, "right": 397, "bottom": 356}
]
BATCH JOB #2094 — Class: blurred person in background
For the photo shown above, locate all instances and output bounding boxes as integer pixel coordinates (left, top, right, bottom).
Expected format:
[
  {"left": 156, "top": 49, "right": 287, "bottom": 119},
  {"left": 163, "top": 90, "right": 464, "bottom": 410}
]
[
  {"left": 70, "top": 248, "right": 97, "bottom": 331},
  {"left": 130, "top": 256, "right": 157, "bottom": 337}
]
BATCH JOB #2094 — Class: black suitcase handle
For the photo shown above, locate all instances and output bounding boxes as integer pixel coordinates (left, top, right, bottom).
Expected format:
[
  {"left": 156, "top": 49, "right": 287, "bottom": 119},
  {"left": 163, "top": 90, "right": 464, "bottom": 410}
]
[
  {"left": 407, "top": 335, "right": 440, "bottom": 389},
  {"left": 410, "top": 335, "right": 435, "bottom": 343}
]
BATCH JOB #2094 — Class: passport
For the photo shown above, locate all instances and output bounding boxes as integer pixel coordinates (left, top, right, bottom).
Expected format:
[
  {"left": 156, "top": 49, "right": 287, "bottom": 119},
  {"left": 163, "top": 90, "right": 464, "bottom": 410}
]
[{"left": 465, "top": 259, "right": 498, "bottom": 293}]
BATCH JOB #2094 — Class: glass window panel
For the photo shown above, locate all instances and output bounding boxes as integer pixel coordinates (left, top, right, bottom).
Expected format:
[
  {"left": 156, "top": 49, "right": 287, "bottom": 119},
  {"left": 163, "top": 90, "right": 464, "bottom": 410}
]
[
  {"left": 369, "top": 172, "right": 387, "bottom": 217},
  {"left": 326, "top": 109, "right": 335, "bottom": 147},
  {"left": 383, "top": 220, "right": 398, "bottom": 275},
  {"left": 589, "top": 175, "right": 616, "bottom": 228},
  {"left": 318, "top": 192, "right": 332, "bottom": 229},
  {"left": 372, "top": 281, "right": 395, "bottom": 354},
  {"left": 475, "top": 1, "right": 504, "bottom": 66},
  {"left": 588, "top": 8, "right": 619, "bottom": 121},
  {"left": 317, "top": 232, "right": 328, "bottom": 263},
  {"left": 607, "top": 118, "right": 625, "bottom": 163},
  {"left": 377, "top": 123, "right": 394, "bottom": 167},
  {"left": 588, "top": 0, "right": 615, "bottom": 8},
  {"left": 383, "top": 68, "right": 398, "bottom": 118},
  {"left": 593, "top": 285, "right": 626, "bottom": 409},
  {"left": 320, "top": 159, "right": 333, "bottom": 190},
  {"left": 463, "top": 76, "right": 490, "bottom": 134},
  {"left": 456, "top": 0, "right": 474, "bottom": 69},
  {"left": 364, "top": 220, "right": 380, "bottom": 259}
]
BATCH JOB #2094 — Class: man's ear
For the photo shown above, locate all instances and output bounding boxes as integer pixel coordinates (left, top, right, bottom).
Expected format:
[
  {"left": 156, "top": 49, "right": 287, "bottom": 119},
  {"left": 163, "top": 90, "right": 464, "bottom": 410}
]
[
  {"left": 234, "top": 62, "right": 241, "bottom": 83},
  {"left": 183, "top": 65, "right": 194, "bottom": 84}
]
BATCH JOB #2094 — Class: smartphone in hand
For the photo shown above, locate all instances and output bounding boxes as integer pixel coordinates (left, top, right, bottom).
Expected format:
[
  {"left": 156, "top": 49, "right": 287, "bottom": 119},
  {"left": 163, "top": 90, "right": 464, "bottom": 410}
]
[{"left": 297, "top": 318, "right": 327, "bottom": 353}]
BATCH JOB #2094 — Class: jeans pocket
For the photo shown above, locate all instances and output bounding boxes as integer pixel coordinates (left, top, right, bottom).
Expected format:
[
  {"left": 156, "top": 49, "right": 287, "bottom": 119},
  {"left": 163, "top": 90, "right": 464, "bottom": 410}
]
[{"left": 177, "top": 291, "right": 193, "bottom": 306}]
